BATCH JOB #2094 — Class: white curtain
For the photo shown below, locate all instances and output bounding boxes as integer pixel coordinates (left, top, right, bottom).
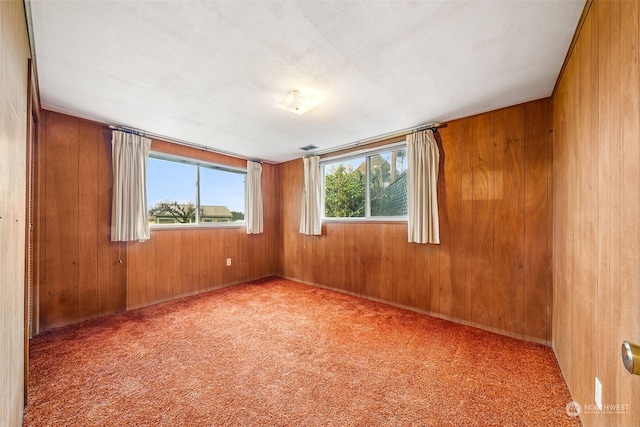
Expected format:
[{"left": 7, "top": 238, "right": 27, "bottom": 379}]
[
  {"left": 299, "top": 156, "right": 322, "bottom": 235},
  {"left": 111, "top": 131, "right": 152, "bottom": 242},
  {"left": 407, "top": 129, "right": 440, "bottom": 244},
  {"left": 246, "top": 160, "right": 263, "bottom": 234}
]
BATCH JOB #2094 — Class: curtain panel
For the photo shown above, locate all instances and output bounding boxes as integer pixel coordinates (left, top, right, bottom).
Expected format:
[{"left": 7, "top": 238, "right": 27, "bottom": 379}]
[
  {"left": 299, "top": 156, "right": 322, "bottom": 235},
  {"left": 407, "top": 129, "right": 440, "bottom": 244},
  {"left": 246, "top": 160, "right": 264, "bottom": 234},
  {"left": 111, "top": 131, "right": 152, "bottom": 242}
]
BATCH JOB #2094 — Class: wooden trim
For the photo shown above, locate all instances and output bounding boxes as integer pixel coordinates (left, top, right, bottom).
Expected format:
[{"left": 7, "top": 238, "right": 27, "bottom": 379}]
[
  {"left": 24, "top": 58, "right": 38, "bottom": 403},
  {"left": 551, "top": 0, "right": 594, "bottom": 98}
]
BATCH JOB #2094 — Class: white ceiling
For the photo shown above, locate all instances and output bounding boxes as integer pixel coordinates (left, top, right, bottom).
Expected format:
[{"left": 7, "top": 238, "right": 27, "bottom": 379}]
[{"left": 28, "top": 0, "right": 584, "bottom": 164}]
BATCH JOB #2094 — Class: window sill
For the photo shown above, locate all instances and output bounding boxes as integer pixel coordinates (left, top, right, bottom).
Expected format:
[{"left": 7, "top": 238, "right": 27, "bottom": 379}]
[
  {"left": 150, "top": 222, "right": 246, "bottom": 231},
  {"left": 322, "top": 217, "right": 407, "bottom": 224}
]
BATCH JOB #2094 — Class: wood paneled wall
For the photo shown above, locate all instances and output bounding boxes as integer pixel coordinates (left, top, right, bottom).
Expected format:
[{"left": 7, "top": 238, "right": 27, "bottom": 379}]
[
  {"left": 0, "top": 1, "right": 30, "bottom": 425},
  {"left": 36, "top": 111, "right": 277, "bottom": 330},
  {"left": 552, "top": 1, "right": 640, "bottom": 425},
  {"left": 37, "top": 112, "right": 126, "bottom": 330},
  {"left": 276, "top": 99, "right": 553, "bottom": 344}
]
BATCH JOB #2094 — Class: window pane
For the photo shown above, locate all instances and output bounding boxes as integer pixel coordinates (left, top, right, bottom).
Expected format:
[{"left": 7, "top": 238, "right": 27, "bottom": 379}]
[
  {"left": 147, "top": 158, "right": 197, "bottom": 224},
  {"left": 200, "top": 167, "right": 246, "bottom": 223},
  {"left": 369, "top": 148, "right": 408, "bottom": 216},
  {"left": 324, "top": 157, "right": 366, "bottom": 218}
]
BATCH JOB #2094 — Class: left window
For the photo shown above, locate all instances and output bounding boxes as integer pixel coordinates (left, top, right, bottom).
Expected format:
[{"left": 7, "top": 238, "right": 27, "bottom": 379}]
[{"left": 146, "top": 154, "right": 246, "bottom": 226}]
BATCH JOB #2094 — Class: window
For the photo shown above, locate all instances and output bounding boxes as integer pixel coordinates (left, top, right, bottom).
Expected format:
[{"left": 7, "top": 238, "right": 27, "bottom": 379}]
[
  {"left": 322, "top": 143, "right": 408, "bottom": 219},
  {"left": 147, "top": 154, "right": 246, "bottom": 226}
]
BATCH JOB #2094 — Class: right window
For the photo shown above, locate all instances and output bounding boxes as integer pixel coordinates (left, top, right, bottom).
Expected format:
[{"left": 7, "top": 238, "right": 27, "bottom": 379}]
[{"left": 322, "top": 143, "right": 408, "bottom": 220}]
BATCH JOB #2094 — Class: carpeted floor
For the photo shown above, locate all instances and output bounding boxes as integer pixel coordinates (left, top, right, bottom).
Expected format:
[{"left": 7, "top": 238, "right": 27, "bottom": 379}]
[{"left": 23, "top": 277, "right": 580, "bottom": 426}]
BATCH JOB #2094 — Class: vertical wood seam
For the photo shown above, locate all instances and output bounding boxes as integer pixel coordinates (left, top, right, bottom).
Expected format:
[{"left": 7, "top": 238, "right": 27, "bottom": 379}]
[{"left": 491, "top": 112, "right": 496, "bottom": 330}]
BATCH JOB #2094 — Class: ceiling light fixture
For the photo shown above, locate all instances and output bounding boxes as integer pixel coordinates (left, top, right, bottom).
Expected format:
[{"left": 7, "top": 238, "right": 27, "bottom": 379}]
[{"left": 275, "top": 90, "right": 319, "bottom": 115}]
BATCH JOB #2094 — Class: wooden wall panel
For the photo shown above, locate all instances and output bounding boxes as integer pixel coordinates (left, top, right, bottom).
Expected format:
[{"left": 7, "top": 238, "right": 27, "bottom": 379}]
[
  {"left": 197, "top": 230, "right": 211, "bottom": 292},
  {"left": 391, "top": 224, "right": 407, "bottom": 305},
  {"left": 180, "top": 229, "right": 196, "bottom": 295},
  {"left": 438, "top": 119, "right": 463, "bottom": 319},
  {"left": 43, "top": 112, "right": 80, "bottom": 329},
  {"left": 380, "top": 224, "right": 394, "bottom": 303},
  {"left": 552, "top": 1, "right": 640, "bottom": 425},
  {"left": 323, "top": 223, "right": 345, "bottom": 290},
  {"left": 362, "top": 223, "right": 382, "bottom": 299},
  {"left": 413, "top": 244, "right": 432, "bottom": 313},
  {"left": 493, "top": 106, "right": 525, "bottom": 336},
  {"left": 96, "top": 126, "right": 115, "bottom": 316},
  {"left": 470, "top": 112, "right": 495, "bottom": 330},
  {"left": 404, "top": 236, "right": 417, "bottom": 307},
  {"left": 0, "top": 1, "right": 31, "bottom": 423},
  {"left": 126, "top": 240, "right": 147, "bottom": 310},
  {"left": 208, "top": 228, "right": 224, "bottom": 289},
  {"left": 36, "top": 111, "right": 278, "bottom": 330},
  {"left": 276, "top": 99, "right": 552, "bottom": 344},
  {"left": 460, "top": 118, "right": 475, "bottom": 323},
  {"left": 307, "top": 233, "right": 324, "bottom": 287},
  {"left": 523, "top": 100, "right": 549, "bottom": 340},
  {"left": 170, "top": 231, "right": 182, "bottom": 297},
  {"left": 154, "top": 231, "right": 174, "bottom": 303},
  {"left": 618, "top": 3, "right": 640, "bottom": 426},
  {"left": 77, "top": 121, "right": 99, "bottom": 322}
]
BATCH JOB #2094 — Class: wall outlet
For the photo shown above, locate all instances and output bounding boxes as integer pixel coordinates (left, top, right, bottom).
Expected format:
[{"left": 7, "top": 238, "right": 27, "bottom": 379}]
[
  {"left": 226, "top": 258, "right": 231, "bottom": 267},
  {"left": 595, "top": 377, "right": 602, "bottom": 410}
]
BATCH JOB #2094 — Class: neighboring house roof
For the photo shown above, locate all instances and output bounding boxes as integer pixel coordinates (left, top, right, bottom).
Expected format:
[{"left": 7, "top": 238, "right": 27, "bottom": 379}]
[
  {"left": 357, "top": 156, "right": 389, "bottom": 174},
  {"left": 152, "top": 204, "right": 233, "bottom": 218},
  {"left": 201, "top": 205, "right": 232, "bottom": 218}
]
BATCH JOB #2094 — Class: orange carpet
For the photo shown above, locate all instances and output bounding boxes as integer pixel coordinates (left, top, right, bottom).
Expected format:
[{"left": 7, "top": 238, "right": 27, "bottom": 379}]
[{"left": 24, "top": 277, "right": 580, "bottom": 426}]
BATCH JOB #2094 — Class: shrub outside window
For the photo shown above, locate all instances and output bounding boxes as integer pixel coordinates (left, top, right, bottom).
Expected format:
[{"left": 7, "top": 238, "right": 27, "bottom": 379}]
[
  {"left": 146, "top": 154, "right": 246, "bottom": 226},
  {"left": 322, "top": 143, "right": 408, "bottom": 220}
]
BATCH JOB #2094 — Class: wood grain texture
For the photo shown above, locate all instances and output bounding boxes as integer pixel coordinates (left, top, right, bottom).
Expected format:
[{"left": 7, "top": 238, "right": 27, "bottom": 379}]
[
  {"left": 154, "top": 231, "right": 174, "bottom": 303},
  {"left": 391, "top": 224, "right": 407, "bottom": 305},
  {"left": 607, "top": 2, "right": 624, "bottom": 423},
  {"left": 460, "top": 118, "right": 475, "bottom": 323},
  {"left": 552, "top": 1, "right": 640, "bottom": 425},
  {"left": 36, "top": 111, "right": 278, "bottom": 329},
  {"left": 523, "top": 100, "right": 549, "bottom": 341},
  {"left": 178, "top": 230, "right": 195, "bottom": 296},
  {"left": 78, "top": 121, "right": 99, "bottom": 322},
  {"left": 493, "top": 106, "right": 525, "bottom": 337},
  {"left": 96, "top": 126, "right": 114, "bottom": 316},
  {"left": 380, "top": 224, "right": 394, "bottom": 303},
  {"left": 0, "top": 1, "right": 31, "bottom": 424},
  {"left": 438, "top": 120, "right": 462, "bottom": 319},
  {"left": 618, "top": 1, "right": 640, "bottom": 426},
  {"left": 470, "top": 112, "right": 495, "bottom": 330},
  {"left": 43, "top": 112, "right": 80, "bottom": 329},
  {"left": 276, "top": 99, "right": 552, "bottom": 344},
  {"left": 362, "top": 223, "right": 381, "bottom": 299}
]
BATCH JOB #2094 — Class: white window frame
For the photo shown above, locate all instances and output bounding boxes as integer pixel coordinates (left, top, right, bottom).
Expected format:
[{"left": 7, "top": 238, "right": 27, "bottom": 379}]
[
  {"left": 320, "top": 141, "right": 408, "bottom": 222},
  {"left": 148, "top": 152, "right": 247, "bottom": 229}
]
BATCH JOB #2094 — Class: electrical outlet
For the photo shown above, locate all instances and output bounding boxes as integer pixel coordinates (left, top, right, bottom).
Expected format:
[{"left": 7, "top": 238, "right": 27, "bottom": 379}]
[
  {"left": 226, "top": 258, "right": 231, "bottom": 267},
  {"left": 595, "top": 377, "right": 602, "bottom": 410}
]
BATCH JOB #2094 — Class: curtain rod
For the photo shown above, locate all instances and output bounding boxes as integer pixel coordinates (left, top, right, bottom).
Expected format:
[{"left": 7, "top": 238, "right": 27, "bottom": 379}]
[
  {"left": 108, "top": 125, "right": 261, "bottom": 163},
  {"left": 306, "top": 122, "right": 447, "bottom": 158},
  {"left": 110, "top": 125, "right": 145, "bottom": 136}
]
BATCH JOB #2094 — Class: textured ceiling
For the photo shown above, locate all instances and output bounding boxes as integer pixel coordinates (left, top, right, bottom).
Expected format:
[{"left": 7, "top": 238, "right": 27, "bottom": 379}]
[{"left": 28, "top": 0, "right": 584, "bottom": 163}]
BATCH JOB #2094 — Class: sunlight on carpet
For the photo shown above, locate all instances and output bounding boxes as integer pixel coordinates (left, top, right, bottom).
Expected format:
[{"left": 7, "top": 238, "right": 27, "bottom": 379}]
[{"left": 24, "top": 277, "right": 580, "bottom": 426}]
